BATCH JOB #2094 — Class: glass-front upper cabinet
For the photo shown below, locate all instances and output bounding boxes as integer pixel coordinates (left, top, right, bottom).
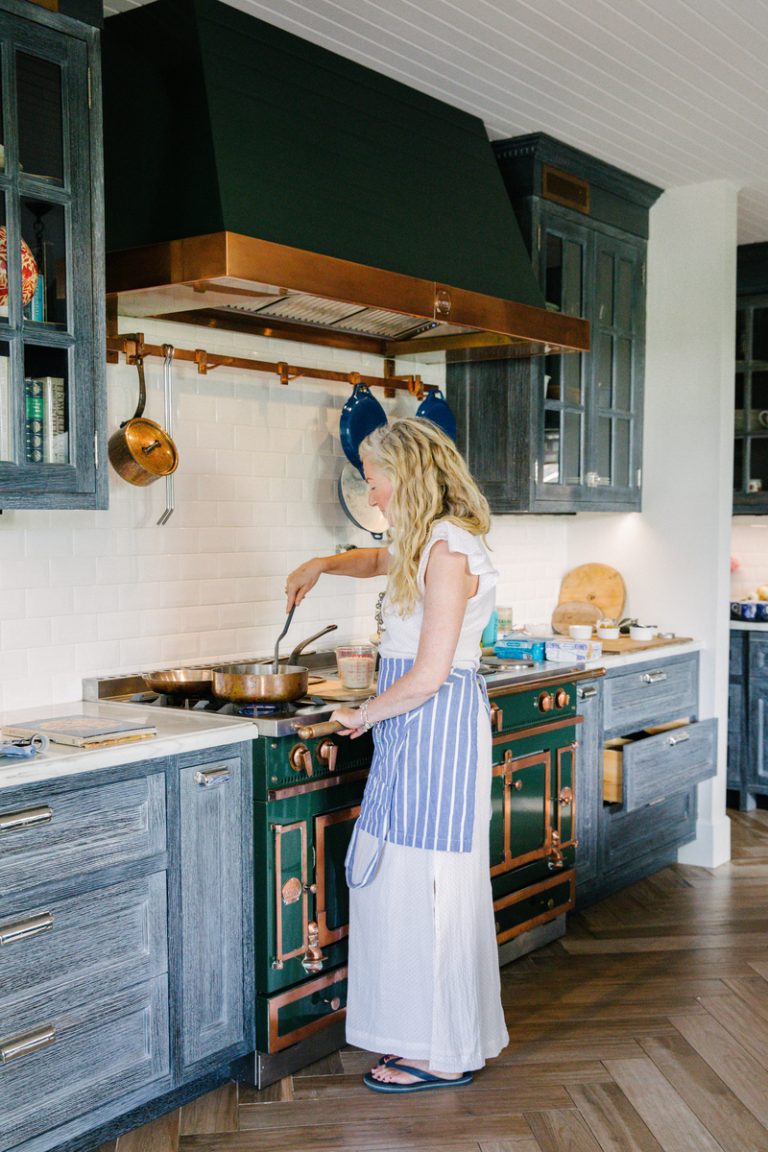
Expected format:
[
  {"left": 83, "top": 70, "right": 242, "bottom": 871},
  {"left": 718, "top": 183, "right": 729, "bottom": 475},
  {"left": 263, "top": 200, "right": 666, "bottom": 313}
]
[
  {"left": 734, "top": 298, "right": 768, "bottom": 513},
  {"left": 532, "top": 209, "right": 644, "bottom": 510},
  {"left": 447, "top": 133, "right": 660, "bottom": 516},
  {"left": 0, "top": 2, "right": 105, "bottom": 508}
]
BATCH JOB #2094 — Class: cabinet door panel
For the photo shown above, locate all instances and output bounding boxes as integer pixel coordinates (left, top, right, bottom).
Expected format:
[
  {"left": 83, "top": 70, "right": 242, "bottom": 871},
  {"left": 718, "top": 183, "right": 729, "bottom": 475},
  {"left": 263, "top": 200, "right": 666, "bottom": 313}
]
[
  {"left": 0, "top": 7, "right": 105, "bottom": 508},
  {"left": 179, "top": 757, "right": 245, "bottom": 1070}
]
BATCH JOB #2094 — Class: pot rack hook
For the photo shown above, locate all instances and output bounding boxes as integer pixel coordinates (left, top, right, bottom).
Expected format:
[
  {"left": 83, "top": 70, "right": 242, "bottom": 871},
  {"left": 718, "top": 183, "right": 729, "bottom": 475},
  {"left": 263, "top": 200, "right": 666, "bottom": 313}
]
[
  {"left": 407, "top": 374, "right": 425, "bottom": 401},
  {"left": 121, "top": 346, "right": 148, "bottom": 429},
  {"left": 276, "top": 361, "right": 300, "bottom": 386}
]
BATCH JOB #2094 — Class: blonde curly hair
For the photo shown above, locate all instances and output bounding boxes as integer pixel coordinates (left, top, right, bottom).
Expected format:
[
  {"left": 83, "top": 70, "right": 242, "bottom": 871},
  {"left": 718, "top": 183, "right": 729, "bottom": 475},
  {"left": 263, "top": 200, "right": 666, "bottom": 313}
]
[{"left": 359, "top": 417, "right": 490, "bottom": 614}]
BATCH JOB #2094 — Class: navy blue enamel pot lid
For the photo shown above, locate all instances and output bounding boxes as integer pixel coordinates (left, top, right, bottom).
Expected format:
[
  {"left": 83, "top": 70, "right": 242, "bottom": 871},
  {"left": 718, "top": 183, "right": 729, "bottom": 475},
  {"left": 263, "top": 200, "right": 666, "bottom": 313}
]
[{"left": 339, "top": 381, "right": 387, "bottom": 474}]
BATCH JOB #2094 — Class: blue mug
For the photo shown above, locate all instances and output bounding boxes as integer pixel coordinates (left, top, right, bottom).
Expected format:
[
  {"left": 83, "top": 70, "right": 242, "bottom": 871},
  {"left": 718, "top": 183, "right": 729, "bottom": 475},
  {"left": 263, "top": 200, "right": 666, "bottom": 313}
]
[
  {"left": 741, "top": 601, "right": 758, "bottom": 621},
  {"left": 731, "top": 601, "right": 742, "bottom": 620},
  {"left": 756, "top": 602, "right": 768, "bottom": 622}
]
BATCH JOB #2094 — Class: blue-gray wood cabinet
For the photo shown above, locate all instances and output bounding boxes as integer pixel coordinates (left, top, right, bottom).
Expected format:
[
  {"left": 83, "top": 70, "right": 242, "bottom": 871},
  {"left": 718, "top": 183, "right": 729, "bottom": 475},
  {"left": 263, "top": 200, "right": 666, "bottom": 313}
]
[
  {"left": 0, "top": 741, "right": 253, "bottom": 1152},
  {"left": 575, "top": 653, "right": 716, "bottom": 907},
  {"left": 728, "top": 627, "right": 768, "bottom": 809},
  {"left": 0, "top": 0, "right": 106, "bottom": 509},
  {"left": 734, "top": 244, "right": 768, "bottom": 513},
  {"left": 447, "top": 133, "right": 660, "bottom": 515},
  {"left": 178, "top": 754, "right": 249, "bottom": 1075}
]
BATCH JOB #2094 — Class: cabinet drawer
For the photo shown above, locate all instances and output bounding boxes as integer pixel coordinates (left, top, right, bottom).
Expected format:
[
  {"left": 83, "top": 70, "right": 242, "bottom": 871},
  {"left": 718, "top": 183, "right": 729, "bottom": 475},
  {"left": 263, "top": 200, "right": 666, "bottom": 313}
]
[
  {"left": 603, "top": 790, "right": 695, "bottom": 874},
  {"left": 0, "top": 873, "right": 167, "bottom": 1011},
  {"left": 489, "top": 684, "right": 577, "bottom": 734},
  {"left": 258, "top": 967, "right": 347, "bottom": 1054},
  {"left": 0, "top": 773, "right": 165, "bottom": 897},
  {"left": 603, "top": 656, "right": 698, "bottom": 734},
  {"left": 0, "top": 974, "right": 169, "bottom": 1152},
  {"left": 604, "top": 718, "right": 716, "bottom": 812},
  {"left": 493, "top": 871, "right": 575, "bottom": 945}
]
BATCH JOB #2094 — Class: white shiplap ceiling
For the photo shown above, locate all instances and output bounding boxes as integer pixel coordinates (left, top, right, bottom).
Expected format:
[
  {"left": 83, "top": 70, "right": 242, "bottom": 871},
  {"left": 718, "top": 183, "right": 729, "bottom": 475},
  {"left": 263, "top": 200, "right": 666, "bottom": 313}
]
[{"left": 103, "top": 0, "right": 768, "bottom": 244}]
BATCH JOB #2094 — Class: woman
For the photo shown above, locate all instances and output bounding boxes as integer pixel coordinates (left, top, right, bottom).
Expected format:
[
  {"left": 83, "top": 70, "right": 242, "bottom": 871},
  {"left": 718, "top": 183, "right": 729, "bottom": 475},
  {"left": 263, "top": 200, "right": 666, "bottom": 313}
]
[{"left": 285, "top": 417, "right": 508, "bottom": 1093}]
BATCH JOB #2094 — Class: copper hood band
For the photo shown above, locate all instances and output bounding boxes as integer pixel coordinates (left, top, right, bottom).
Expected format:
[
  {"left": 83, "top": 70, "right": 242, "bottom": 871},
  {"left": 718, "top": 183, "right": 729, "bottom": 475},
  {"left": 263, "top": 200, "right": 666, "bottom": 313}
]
[{"left": 106, "top": 232, "right": 590, "bottom": 357}]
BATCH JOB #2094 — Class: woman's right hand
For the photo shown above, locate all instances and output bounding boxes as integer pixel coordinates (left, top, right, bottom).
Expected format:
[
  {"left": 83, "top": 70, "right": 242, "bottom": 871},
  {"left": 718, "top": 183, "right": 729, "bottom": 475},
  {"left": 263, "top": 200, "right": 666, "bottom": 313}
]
[{"left": 285, "top": 557, "right": 325, "bottom": 610}]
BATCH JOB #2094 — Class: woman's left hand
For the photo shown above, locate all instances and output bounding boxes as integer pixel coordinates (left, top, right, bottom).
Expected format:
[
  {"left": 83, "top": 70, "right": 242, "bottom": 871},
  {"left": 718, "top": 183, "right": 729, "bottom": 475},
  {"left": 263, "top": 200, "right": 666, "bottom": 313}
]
[{"left": 331, "top": 706, "right": 366, "bottom": 738}]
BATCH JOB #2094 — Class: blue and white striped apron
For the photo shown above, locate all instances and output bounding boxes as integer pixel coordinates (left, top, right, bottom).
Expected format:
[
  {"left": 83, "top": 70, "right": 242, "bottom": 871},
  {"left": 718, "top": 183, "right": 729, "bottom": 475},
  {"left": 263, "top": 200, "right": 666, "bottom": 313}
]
[{"left": 345, "top": 656, "right": 491, "bottom": 889}]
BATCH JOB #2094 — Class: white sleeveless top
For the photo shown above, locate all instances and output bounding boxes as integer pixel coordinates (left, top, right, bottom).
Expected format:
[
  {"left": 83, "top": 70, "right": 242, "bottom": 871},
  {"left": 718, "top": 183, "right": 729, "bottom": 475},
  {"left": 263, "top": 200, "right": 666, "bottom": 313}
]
[{"left": 378, "top": 520, "right": 497, "bottom": 669}]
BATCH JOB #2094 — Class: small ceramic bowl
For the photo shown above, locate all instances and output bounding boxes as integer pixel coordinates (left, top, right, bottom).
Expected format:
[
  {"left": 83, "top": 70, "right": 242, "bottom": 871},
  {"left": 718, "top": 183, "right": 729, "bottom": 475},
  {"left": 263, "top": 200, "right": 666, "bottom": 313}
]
[
  {"left": 629, "top": 624, "right": 656, "bottom": 641},
  {"left": 568, "top": 624, "right": 592, "bottom": 640},
  {"left": 596, "top": 625, "right": 620, "bottom": 640}
]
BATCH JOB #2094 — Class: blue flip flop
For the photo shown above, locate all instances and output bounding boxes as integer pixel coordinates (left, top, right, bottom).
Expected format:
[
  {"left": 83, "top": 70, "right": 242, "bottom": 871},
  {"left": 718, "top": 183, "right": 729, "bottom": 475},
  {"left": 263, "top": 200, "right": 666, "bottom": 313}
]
[{"left": 363, "top": 1064, "right": 473, "bottom": 1093}]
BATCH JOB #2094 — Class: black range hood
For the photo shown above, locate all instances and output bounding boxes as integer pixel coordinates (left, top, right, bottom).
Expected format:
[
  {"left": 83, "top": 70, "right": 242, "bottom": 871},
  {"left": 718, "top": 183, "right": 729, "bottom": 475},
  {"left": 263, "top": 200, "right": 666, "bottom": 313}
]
[{"left": 102, "top": 0, "right": 588, "bottom": 360}]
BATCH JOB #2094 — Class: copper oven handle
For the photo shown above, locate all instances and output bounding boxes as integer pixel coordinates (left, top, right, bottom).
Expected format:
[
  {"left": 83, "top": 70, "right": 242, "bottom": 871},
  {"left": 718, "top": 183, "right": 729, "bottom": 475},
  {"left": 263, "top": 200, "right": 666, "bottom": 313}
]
[{"left": 294, "top": 721, "right": 343, "bottom": 740}]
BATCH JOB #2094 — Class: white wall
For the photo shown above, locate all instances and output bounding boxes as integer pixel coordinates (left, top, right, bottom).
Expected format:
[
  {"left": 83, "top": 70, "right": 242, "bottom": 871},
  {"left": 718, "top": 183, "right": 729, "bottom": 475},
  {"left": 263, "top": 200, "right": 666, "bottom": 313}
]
[
  {"left": 565, "top": 181, "right": 738, "bottom": 867},
  {"left": 0, "top": 316, "right": 567, "bottom": 712}
]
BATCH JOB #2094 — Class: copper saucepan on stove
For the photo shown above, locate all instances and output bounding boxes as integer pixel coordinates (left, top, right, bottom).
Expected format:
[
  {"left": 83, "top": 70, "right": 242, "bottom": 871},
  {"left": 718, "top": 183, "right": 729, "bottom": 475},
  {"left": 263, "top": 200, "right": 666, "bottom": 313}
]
[
  {"left": 212, "top": 662, "right": 309, "bottom": 704},
  {"left": 108, "top": 351, "right": 179, "bottom": 486},
  {"left": 212, "top": 623, "right": 339, "bottom": 704}
]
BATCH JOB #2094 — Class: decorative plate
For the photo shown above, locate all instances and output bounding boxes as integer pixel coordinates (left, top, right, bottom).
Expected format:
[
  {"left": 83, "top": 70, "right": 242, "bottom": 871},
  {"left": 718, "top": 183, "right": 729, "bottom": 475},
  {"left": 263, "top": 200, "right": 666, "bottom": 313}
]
[{"left": 0, "top": 226, "right": 39, "bottom": 306}]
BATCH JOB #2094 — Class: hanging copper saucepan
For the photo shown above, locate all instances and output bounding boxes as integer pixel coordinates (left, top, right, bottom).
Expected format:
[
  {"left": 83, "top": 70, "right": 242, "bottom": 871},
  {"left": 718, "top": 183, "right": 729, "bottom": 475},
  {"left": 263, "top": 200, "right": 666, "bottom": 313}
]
[{"left": 108, "top": 350, "right": 179, "bottom": 486}]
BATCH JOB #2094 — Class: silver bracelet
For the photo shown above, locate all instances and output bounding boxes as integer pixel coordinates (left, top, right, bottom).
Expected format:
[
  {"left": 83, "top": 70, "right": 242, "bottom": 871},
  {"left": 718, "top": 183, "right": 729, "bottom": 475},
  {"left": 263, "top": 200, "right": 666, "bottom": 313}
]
[{"left": 359, "top": 696, "right": 376, "bottom": 731}]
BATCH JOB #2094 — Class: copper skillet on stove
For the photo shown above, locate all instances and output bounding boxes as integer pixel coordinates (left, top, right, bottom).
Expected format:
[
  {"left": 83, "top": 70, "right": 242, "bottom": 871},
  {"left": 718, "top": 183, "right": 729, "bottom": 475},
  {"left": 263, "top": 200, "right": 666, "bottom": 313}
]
[{"left": 142, "top": 667, "right": 214, "bottom": 696}]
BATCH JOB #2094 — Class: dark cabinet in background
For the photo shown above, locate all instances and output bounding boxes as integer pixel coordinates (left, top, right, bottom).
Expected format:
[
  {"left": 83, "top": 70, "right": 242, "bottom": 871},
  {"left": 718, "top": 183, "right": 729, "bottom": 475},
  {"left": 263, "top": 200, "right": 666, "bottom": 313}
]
[
  {"left": 448, "top": 133, "right": 660, "bottom": 514},
  {"left": 0, "top": 0, "right": 106, "bottom": 509},
  {"left": 728, "top": 627, "right": 768, "bottom": 809},
  {"left": 734, "top": 243, "right": 768, "bottom": 512}
]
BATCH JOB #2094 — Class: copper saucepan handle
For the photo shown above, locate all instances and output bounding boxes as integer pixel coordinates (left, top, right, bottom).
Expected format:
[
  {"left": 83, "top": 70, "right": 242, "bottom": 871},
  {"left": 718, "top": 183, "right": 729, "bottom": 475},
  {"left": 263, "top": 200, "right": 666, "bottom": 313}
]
[
  {"left": 294, "top": 720, "right": 343, "bottom": 739},
  {"left": 141, "top": 439, "right": 162, "bottom": 453}
]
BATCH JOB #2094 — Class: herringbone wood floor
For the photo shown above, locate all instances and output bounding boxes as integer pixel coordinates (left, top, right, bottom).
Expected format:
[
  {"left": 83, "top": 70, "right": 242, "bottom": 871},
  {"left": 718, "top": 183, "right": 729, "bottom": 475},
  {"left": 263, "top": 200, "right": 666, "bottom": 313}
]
[{"left": 101, "top": 806, "right": 768, "bottom": 1152}]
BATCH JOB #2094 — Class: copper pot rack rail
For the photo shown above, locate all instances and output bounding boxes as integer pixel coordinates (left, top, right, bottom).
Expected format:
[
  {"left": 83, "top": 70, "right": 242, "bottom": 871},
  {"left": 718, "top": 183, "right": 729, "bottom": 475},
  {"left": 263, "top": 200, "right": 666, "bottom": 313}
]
[{"left": 106, "top": 334, "right": 433, "bottom": 399}]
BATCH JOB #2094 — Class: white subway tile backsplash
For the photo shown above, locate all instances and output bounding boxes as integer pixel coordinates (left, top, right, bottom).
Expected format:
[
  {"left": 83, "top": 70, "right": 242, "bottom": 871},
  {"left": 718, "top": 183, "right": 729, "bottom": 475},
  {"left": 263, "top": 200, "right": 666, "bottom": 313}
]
[
  {"left": 1, "top": 316, "right": 571, "bottom": 709},
  {"left": 2, "top": 616, "right": 52, "bottom": 649}
]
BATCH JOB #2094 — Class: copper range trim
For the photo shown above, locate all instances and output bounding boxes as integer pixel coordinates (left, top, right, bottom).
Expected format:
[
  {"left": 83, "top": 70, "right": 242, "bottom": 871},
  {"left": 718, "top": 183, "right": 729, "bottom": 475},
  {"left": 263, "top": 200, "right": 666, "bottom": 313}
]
[
  {"left": 267, "top": 966, "right": 348, "bottom": 1053},
  {"left": 272, "top": 821, "right": 309, "bottom": 967},
  {"left": 492, "top": 714, "right": 582, "bottom": 746},
  {"left": 556, "top": 743, "right": 578, "bottom": 852},
  {"left": 494, "top": 870, "right": 576, "bottom": 944},
  {"left": 490, "top": 749, "right": 552, "bottom": 877},
  {"left": 268, "top": 768, "right": 369, "bottom": 802},
  {"left": 314, "top": 806, "right": 360, "bottom": 947}
]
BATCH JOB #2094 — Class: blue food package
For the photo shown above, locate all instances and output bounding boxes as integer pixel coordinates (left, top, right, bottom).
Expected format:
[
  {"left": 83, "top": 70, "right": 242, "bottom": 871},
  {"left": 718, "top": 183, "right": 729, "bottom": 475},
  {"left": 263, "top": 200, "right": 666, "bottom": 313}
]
[{"left": 494, "top": 636, "right": 546, "bottom": 661}]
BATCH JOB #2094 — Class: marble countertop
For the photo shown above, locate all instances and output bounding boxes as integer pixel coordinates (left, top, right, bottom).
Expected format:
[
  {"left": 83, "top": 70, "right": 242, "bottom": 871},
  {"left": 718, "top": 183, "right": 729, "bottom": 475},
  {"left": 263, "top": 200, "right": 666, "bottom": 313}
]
[
  {"left": 584, "top": 639, "right": 702, "bottom": 673},
  {"left": 731, "top": 620, "right": 768, "bottom": 631},
  {"left": 0, "top": 700, "right": 257, "bottom": 791}
]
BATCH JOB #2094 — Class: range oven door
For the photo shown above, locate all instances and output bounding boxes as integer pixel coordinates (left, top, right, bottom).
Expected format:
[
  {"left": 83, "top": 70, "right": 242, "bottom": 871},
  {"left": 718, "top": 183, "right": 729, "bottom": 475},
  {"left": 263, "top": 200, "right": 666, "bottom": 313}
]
[
  {"left": 255, "top": 775, "right": 364, "bottom": 999},
  {"left": 489, "top": 713, "right": 580, "bottom": 943}
]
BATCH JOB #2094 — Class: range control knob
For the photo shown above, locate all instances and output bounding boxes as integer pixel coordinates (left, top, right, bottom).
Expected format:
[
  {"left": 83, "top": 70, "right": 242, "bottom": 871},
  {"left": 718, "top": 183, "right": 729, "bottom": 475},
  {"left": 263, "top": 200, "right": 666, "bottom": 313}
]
[
  {"left": 317, "top": 739, "right": 338, "bottom": 772},
  {"left": 537, "top": 691, "right": 554, "bottom": 712},
  {"left": 289, "top": 742, "right": 313, "bottom": 777},
  {"left": 554, "top": 688, "right": 569, "bottom": 709}
]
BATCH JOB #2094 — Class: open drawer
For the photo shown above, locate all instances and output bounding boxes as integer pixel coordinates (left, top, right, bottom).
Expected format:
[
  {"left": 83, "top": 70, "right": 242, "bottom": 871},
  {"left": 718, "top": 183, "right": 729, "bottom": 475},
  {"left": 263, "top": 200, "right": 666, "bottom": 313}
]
[{"left": 603, "top": 717, "right": 717, "bottom": 812}]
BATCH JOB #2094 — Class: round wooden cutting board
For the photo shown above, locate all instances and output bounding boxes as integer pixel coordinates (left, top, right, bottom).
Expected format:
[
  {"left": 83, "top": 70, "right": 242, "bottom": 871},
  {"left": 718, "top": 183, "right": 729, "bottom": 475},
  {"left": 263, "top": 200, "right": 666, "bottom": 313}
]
[
  {"left": 551, "top": 600, "right": 603, "bottom": 635},
  {"left": 309, "top": 678, "right": 373, "bottom": 702},
  {"left": 557, "top": 563, "right": 626, "bottom": 621}
]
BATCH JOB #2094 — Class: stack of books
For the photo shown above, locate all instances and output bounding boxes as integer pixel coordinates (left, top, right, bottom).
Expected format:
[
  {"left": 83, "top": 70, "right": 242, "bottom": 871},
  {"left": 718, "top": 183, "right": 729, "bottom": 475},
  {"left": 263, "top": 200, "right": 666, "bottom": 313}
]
[
  {"left": 2, "top": 716, "right": 158, "bottom": 750},
  {"left": 24, "top": 376, "right": 67, "bottom": 464}
]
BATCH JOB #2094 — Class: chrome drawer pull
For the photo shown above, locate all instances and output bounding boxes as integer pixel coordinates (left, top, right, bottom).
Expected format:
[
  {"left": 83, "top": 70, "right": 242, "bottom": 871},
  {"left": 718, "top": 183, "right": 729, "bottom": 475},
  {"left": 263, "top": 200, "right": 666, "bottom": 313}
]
[
  {"left": 0, "top": 1024, "right": 55, "bottom": 1064},
  {"left": 0, "top": 805, "right": 53, "bottom": 834},
  {"left": 577, "top": 685, "right": 597, "bottom": 700},
  {"left": 641, "top": 671, "right": 667, "bottom": 685},
  {"left": 0, "top": 911, "right": 53, "bottom": 946},
  {"left": 194, "top": 767, "right": 232, "bottom": 788},
  {"left": 666, "top": 731, "right": 690, "bottom": 746}
]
